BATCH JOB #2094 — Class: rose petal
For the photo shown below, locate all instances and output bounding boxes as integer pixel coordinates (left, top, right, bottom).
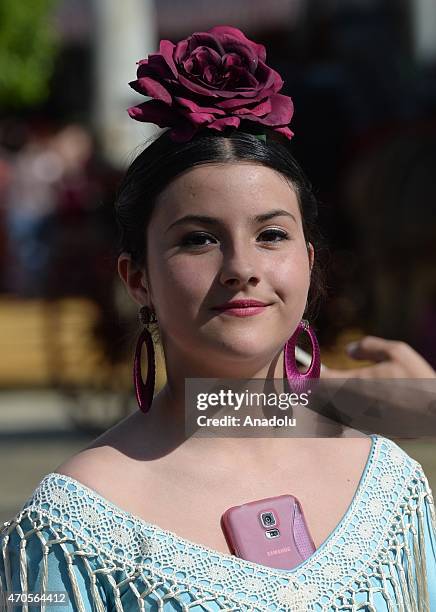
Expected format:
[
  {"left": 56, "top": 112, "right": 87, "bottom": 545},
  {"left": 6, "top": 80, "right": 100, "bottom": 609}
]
[
  {"left": 206, "top": 70, "right": 219, "bottom": 85},
  {"left": 127, "top": 100, "right": 179, "bottom": 127},
  {"left": 178, "top": 74, "right": 221, "bottom": 96},
  {"left": 216, "top": 94, "right": 266, "bottom": 109},
  {"left": 208, "top": 26, "right": 266, "bottom": 62},
  {"left": 129, "top": 77, "right": 172, "bottom": 104},
  {"left": 255, "top": 60, "right": 283, "bottom": 93},
  {"left": 203, "top": 65, "right": 218, "bottom": 84},
  {"left": 242, "top": 93, "right": 294, "bottom": 126},
  {"left": 233, "top": 97, "right": 272, "bottom": 117},
  {"left": 219, "top": 40, "right": 259, "bottom": 72},
  {"left": 181, "top": 111, "right": 217, "bottom": 126},
  {"left": 274, "top": 126, "right": 294, "bottom": 139},
  {"left": 159, "top": 39, "right": 178, "bottom": 77},
  {"left": 183, "top": 57, "right": 195, "bottom": 74},
  {"left": 185, "top": 47, "right": 221, "bottom": 78},
  {"left": 137, "top": 55, "right": 174, "bottom": 81},
  {"left": 174, "top": 97, "right": 225, "bottom": 115},
  {"left": 191, "top": 46, "right": 221, "bottom": 68},
  {"left": 227, "top": 67, "right": 258, "bottom": 89},
  {"left": 222, "top": 53, "right": 243, "bottom": 70},
  {"left": 188, "top": 33, "right": 225, "bottom": 56},
  {"left": 220, "top": 86, "right": 276, "bottom": 100},
  {"left": 207, "top": 116, "right": 241, "bottom": 131},
  {"left": 178, "top": 73, "right": 265, "bottom": 98},
  {"left": 268, "top": 93, "right": 294, "bottom": 124},
  {"left": 174, "top": 39, "right": 189, "bottom": 64}
]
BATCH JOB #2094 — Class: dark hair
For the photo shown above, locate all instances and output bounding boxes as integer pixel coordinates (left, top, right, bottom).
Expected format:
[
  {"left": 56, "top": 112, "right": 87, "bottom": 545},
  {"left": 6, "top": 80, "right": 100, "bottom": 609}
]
[{"left": 115, "top": 126, "right": 327, "bottom": 322}]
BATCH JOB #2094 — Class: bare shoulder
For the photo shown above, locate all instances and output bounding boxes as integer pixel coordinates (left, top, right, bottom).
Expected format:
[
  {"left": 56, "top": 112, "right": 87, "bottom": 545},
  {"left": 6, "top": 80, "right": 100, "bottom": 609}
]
[
  {"left": 54, "top": 412, "right": 146, "bottom": 493},
  {"left": 52, "top": 413, "right": 179, "bottom": 526},
  {"left": 54, "top": 445, "right": 124, "bottom": 491},
  {"left": 53, "top": 444, "right": 159, "bottom": 520}
]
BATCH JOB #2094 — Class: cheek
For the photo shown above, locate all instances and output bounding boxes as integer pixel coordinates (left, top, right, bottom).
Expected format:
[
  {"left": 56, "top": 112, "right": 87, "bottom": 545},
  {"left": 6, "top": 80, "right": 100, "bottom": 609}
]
[
  {"left": 150, "top": 254, "right": 210, "bottom": 306},
  {"left": 269, "top": 247, "right": 311, "bottom": 297}
]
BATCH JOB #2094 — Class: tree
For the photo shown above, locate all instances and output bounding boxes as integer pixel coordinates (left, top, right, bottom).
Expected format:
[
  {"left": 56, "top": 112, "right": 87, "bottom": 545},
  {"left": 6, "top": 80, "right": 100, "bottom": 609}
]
[{"left": 0, "top": 0, "right": 58, "bottom": 108}]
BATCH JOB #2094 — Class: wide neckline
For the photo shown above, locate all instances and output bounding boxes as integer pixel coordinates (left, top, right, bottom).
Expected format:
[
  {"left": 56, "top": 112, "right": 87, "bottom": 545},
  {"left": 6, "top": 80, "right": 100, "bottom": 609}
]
[{"left": 43, "top": 433, "right": 379, "bottom": 578}]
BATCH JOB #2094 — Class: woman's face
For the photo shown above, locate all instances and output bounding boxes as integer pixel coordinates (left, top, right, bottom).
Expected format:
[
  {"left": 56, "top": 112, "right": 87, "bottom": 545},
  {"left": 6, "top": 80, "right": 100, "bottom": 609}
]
[{"left": 123, "top": 162, "right": 314, "bottom": 369}]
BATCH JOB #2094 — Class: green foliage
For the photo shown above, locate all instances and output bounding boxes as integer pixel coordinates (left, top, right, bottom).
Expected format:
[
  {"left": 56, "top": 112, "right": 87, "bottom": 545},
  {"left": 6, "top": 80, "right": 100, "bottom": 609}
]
[{"left": 0, "top": 0, "right": 58, "bottom": 108}]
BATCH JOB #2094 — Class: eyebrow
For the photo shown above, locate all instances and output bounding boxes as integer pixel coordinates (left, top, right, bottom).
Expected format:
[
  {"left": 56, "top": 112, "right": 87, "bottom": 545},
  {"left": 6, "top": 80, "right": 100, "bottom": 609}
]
[{"left": 165, "top": 209, "right": 297, "bottom": 233}]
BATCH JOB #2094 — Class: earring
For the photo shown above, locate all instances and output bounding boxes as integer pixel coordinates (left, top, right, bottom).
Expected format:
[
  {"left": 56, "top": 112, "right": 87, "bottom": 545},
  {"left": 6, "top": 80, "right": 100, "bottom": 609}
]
[
  {"left": 283, "top": 319, "right": 321, "bottom": 393},
  {"left": 133, "top": 306, "right": 157, "bottom": 413}
]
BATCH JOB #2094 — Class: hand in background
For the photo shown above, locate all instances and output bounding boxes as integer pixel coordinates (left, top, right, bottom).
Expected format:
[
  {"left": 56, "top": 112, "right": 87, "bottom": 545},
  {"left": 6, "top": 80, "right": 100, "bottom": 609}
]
[{"left": 322, "top": 336, "right": 436, "bottom": 379}]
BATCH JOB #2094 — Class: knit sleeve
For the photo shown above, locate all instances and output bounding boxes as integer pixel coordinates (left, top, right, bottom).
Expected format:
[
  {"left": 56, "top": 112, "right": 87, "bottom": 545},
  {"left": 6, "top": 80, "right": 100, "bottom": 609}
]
[
  {"left": 403, "top": 465, "right": 436, "bottom": 611},
  {"left": 420, "top": 469, "right": 436, "bottom": 609},
  {"left": 0, "top": 512, "right": 110, "bottom": 611}
]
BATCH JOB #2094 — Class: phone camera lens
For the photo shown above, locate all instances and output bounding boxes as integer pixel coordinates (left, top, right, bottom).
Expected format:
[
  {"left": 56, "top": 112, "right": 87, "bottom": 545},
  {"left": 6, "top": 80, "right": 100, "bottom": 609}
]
[{"left": 260, "top": 512, "right": 276, "bottom": 528}]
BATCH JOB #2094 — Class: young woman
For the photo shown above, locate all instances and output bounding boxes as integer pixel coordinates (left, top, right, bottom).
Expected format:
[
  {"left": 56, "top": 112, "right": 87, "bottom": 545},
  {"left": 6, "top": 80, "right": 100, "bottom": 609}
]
[{"left": 1, "top": 26, "right": 435, "bottom": 611}]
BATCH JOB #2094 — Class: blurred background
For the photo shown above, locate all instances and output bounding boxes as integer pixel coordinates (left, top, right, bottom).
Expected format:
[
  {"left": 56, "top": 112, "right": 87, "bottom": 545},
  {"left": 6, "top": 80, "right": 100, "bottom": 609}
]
[{"left": 0, "top": 0, "right": 435, "bottom": 522}]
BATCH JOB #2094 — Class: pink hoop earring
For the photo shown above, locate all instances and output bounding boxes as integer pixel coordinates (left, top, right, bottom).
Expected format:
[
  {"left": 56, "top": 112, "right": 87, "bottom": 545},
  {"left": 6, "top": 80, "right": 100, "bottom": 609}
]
[
  {"left": 133, "top": 306, "right": 156, "bottom": 413},
  {"left": 283, "top": 319, "right": 321, "bottom": 392}
]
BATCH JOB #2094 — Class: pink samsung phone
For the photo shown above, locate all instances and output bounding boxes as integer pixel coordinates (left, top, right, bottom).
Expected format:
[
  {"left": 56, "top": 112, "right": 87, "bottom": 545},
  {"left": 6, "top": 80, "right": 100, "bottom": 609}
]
[{"left": 220, "top": 494, "right": 316, "bottom": 570}]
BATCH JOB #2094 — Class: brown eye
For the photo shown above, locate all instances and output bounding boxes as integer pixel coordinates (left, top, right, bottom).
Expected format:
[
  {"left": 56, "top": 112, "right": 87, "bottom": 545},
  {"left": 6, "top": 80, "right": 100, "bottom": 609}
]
[
  {"left": 258, "top": 229, "right": 289, "bottom": 242},
  {"left": 181, "top": 232, "right": 216, "bottom": 247}
]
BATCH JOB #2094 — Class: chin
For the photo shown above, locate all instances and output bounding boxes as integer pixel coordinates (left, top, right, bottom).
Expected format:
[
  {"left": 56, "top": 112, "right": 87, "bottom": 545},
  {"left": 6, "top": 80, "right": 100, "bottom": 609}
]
[{"left": 209, "top": 338, "right": 279, "bottom": 362}]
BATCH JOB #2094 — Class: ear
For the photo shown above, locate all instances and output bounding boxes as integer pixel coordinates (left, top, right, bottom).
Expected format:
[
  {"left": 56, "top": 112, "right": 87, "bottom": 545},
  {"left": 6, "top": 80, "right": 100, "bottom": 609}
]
[
  {"left": 307, "top": 242, "right": 315, "bottom": 273},
  {"left": 117, "top": 253, "right": 153, "bottom": 308}
]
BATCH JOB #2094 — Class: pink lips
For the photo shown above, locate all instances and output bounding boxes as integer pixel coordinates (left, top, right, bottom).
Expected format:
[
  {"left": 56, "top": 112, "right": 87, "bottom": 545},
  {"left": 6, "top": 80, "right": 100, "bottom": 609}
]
[{"left": 212, "top": 300, "right": 271, "bottom": 317}]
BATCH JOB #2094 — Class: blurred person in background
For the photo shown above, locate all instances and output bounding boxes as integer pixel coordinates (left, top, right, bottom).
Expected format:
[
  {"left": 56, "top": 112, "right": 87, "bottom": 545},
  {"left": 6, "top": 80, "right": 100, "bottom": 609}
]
[
  {"left": 0, "top": 142, "right": 13, "bottom": 291},
  {"left": 2, "top": 124, "right": 61, "bottom": 297}
]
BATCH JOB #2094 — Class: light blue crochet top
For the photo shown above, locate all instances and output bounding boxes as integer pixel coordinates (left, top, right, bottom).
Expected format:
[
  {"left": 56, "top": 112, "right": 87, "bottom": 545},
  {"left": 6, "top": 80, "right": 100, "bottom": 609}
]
[{"left": 1, "top": 434, "right": 436, "bottom": 611}]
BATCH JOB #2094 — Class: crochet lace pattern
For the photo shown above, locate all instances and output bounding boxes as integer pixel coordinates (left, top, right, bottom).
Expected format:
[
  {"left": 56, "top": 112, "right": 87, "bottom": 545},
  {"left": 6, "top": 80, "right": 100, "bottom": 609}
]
[{"left": 1, "top": 434, "right": 435, "bottom": 611}]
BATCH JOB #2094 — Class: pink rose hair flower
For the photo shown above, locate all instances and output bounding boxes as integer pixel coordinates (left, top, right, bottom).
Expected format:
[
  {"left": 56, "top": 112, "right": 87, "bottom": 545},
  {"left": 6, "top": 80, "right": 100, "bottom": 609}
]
[{"left": 128, "top": 25, "right": 294, "bottom": 142}]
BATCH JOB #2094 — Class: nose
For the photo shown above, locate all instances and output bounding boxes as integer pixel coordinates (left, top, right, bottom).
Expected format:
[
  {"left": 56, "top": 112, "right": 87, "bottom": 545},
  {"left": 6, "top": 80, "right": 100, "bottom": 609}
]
[{"left": 218, "top": 243, "right": 260, "bottom": 289}]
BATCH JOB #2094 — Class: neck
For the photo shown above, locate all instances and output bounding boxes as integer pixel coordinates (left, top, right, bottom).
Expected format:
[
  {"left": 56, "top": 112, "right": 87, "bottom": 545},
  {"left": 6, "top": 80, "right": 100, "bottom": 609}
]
[{"left": 129, "top": 347, "right": 344, "bottom": 464}]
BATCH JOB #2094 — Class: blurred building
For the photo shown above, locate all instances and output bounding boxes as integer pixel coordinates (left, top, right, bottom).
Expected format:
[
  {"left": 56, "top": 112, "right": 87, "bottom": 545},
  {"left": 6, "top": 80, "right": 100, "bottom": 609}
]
[{"left": 45, "top": 0, "right": 436, "bottom": 166}]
